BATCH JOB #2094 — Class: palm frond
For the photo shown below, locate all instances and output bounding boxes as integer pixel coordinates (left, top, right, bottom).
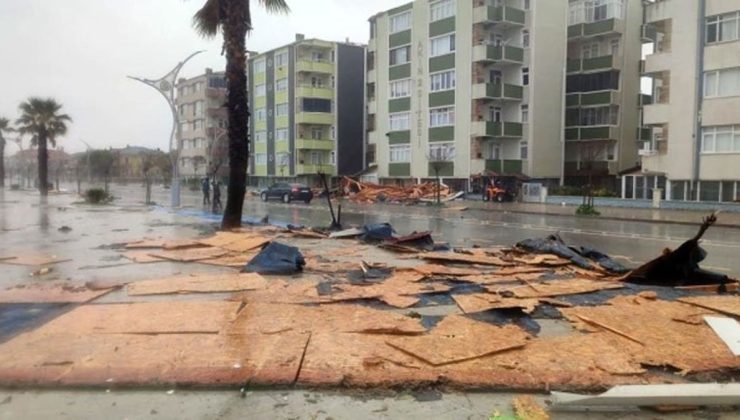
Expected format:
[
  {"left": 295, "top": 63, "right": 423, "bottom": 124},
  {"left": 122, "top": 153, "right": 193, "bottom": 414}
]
[
  {"left": 193, "top": 0, "right": 223, "bottom": 38},
  {"left": 258, "top": 0, "right": 290, "bottom": 14}
]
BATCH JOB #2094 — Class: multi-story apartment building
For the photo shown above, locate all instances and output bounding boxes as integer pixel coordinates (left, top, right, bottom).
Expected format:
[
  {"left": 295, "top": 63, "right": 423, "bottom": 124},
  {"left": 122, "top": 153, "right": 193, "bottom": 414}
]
[
  {"left": 175, "top": 68, "right": 228, "bottom": 180},
  {"left": 367, "top": 0, "right": 644, "bottom": 189},
  {"left": 247, "top": 35, "right": 365, "bottom": 187},
  {"left": 630, "top": 0, "right": 740, "bottom": 202}
]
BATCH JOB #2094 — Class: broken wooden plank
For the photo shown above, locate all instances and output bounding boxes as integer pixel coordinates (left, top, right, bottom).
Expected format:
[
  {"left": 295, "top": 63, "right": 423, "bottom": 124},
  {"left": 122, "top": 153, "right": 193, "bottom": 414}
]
[
  {"left": 127, "top": 272, "right": 268, "bottom": 296},
  {"left": 148, "top": 247, "right": 229, "bottom": 263},
  {"left": 500, "top": 278, "right": 623, "bottom": 298},
  {"left": 678, "top": 296, "right": 740, "bottom": 318},
  {"left": 0, "top": 255, "right": 71, "bottom": 267},
  {"left": 121, "top": 251, "right": 167, "bottom": 264},
  {"left": 452, "top": 293, "right": 539, "bottom": 314},
  {"left": 421, "top": 252, "right": 515, "bottom": 267},
  {"left": 0, "top": 284, "right": 114, "bottom": 304},
  {"left": 703, "top": 316, "right": 740, "bottom": 356}
]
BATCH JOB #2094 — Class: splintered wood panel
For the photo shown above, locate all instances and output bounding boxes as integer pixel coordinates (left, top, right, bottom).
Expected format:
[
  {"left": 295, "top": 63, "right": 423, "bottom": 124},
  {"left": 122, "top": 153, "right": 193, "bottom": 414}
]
[
  {"left": 0, "top": 255, "right": 71, "bottom": 266},
  {"left": 327, "top": 271, "right": 449, "bottom": 307},
  {"left": 458, "top": 274, "right": 523, "bottom": 285},
  {"left": 386, "top": 315, "right": 529, "bottom": 366},
  {"left": 412, "top": 264, "right": 483, "bottom": 276},
  {"left": 220, "top": 237, "right": 271, "bottom": 253},
  {"left": 39, "top": 301, "right": 242, "bottom": 335},
  {"left": 161, "top": 239, "right": 209, "bottom": 250},
  {"left": 0, "top": 284, "right": 114, "bottom": 304},
  {"left": 501, "top": 278, "right": 623, "bottom": 298},
  {"left": 236, "top": 279, "right": 330, "bottom": 305},
  {"left": 198, "top": 254, "right": 254, "bottom": 268},
  {"left": 678, "top": 296, "right": 740, "bottom": 318},
  {"left": 127, "top": 273, "right": 267, "bottom": 296},
  {"left": 421, "top": 252, "right": 515, "bottom": 267},
  {"left": 196, "top": 231, "right": 246, "bottom": 248},
  {"left": 124, "top": 239, "right": 165, "bottom": 249},
  {"left": 121, "top": 251, "right": 167, "bottom": 264},
  {"left": 560, "top": 296, "right": 740, "bottom": 373},
  {"left": 452, "top": 293, "right": 539, "bottom": 314},
  {"left": 148, "top": 247, "right": 229, "bottom": 262}
]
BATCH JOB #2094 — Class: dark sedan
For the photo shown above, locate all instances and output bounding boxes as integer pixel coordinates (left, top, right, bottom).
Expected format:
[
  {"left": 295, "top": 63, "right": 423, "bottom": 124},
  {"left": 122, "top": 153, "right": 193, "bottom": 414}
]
[{"left": 260, "top": 183, "right": 313, "bottom": 204}]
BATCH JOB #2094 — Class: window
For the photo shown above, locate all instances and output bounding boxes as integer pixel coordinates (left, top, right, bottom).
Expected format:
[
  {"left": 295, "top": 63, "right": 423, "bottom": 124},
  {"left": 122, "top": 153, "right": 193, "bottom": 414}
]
[
  {"left": 193, "top": 120, "right": 204, "bottom": 130},
  {"left": 522, "top": 67, "right": 529, "bottom": 86},
  {"left": 330, "top": 151, "right": 336, "bottom": 164},
  {"left": 255, "top": 131, "right": 267, "bottom": 143},
  {"left": 522, "top": 29, "right": 530, "bottom": 48},
  {"left": 301, "top": 98, "right": 331, "bottom": 113},
  {"left": 208, "top": 77, "right": 227, "bottom": 89},
  {"left": 430, "top": 70, "right": 456, "bottom": 91},
  {"left": 275, "top": 78, "right": 288, "bottom": 91},
  {"left": 566, "top": 70, "right": 620, "bottom": 93},
  {"left": 254, "top": 59, "right": 266, "bottom": 73},
  {"left": 390, "top": 45, "right": 411, "bottom": 65},
  {"left": 429, "top": 34, "right": 456, "bottom": 57},
  {"left": 523, "top": 0, "right": 530, "bottom": 10},
  {"left": 370, "top": 20, "right": 376, "bottom": 39},
  {"left": 702, "top": 125, "right": 740, "bottom": 153},
  {"left": 582, "top": 42, "right": 599, "bottom": 59},
  {"left": 429, "top": 107, "right": 455, "bottom": 127},
  {"left": 275, "top": 51, "right": 289, "bottom": 67},
  {"left": 310, "top": 151, "right": 322, "bottom": 164},
  {"left": 569, "top": 0, "right": 624, "bottom": 25},
  {"left": 485, "top": 142, "right": 500, "bottom": 160},
  {"left": 255, "top": 84, "right": 266, "bottom": 97},
  {"left": 254, "top": 108, "right": 266, "bottom": 121},
  {"left": 491, "top": 106, "right": 502, "bottom": 122},
  {"left": 311, "top": 51, "right": 324, "bottom": 62},
  {"left": 389, "top": 145, "right": 411, "bottom": 162},
  {"left": 194, "top": 101, "right": 204, "bottom": 116},
  {"left": 577, "top": 105, "right": 619, "bottom": 126},
  {"left": 276, "top": 128, "right": 289, "bottom": 141},
  {"left": 311, "top": 127, "right": 323, "bottom": 139},
  {"left": 610, "top": 38, "right": 620, "bottom": 55},
  {"left": 520, "top": 141, "right": 528, "bottom": 159},
  {"left": 431, "top": 0, "right": 455, "bottom": 22},
  {"left": 276, "top": 103, "right": 289, "bottom": 117},
  {"left": 521, "top": 105, "right": 529, "bottom": 123},
  {"left": 310, "top": 77, "right": 324, "bottom": 88},
  {"left": 331, "top": 125, "right": 336, "bottom": 139},
  {"left": 704, "top": 67, "right": 740, "bottom": 97},
  {"left": 389, "top": 112, "right": 410, "bottom": 131},
  {"left": 389, "top": 11, "right": 411, "bottom": 33},
  {"left": 707, "top": 12, "right": 740, "bottom": 44},
  {"left": 429, "top": 142, "right": 455, "bottom": 161},
  {"left": 255, "top": 153, "right": 268, "bottom": 165},
  {"left": 390, "top": 79, "right": 412, "bottom": 98}
]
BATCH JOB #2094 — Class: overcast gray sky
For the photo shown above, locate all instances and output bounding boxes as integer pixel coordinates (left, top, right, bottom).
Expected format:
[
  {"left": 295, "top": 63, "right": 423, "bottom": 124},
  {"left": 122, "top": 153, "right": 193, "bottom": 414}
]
[{"left": 0, "top": 0, "right": 400, "bottom": 154}]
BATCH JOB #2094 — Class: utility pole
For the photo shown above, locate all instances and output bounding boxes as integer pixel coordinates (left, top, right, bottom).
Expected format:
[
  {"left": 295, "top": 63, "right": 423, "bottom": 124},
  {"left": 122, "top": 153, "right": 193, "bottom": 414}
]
[{"left": 78, "top": 139, "right": 92, "bottom": 184}]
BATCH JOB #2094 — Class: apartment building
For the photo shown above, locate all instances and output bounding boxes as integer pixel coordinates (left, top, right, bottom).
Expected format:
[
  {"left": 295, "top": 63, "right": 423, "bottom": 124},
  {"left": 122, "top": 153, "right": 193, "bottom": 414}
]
[
  {"left": 247, "top": 35, "right": 365, "bottom": 187},
  {"left": 367, "top": 0, "right": 644, "bottom": 189},
  {"left": 174, "top": 68, "right": 228, "bottom": 180},
  {"left": 632, "top": 0, "right": 740, "bottom": 202}
]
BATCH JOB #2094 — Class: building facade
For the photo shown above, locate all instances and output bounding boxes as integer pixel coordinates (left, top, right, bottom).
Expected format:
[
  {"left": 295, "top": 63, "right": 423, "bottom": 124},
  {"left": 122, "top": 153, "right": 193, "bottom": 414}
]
[
  {"left": 175, "top": 68, "right": 228, "bottom": 180},
  {"left": 366, "top": 0, "right": 644, "bottom": 189},
  {"left": 247, "top": 35, "right": 365, "bottom": 187},
  {"left": 631, "top": 0, "right": 740, "bottom": 202}
]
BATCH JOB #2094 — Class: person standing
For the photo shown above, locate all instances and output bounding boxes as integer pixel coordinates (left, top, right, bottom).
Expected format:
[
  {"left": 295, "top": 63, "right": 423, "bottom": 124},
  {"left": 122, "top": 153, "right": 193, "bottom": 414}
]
[
  {"left": 201, "top": 177, "right": 211, "bottom": 206},
  {"left": 212, "top": 180, "right": 222, "bottom": 213}
]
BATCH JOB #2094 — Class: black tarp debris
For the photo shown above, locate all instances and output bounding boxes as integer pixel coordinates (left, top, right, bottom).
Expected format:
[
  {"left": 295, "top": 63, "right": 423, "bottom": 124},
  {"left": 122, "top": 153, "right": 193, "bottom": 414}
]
[
  {"left": 516, "top": 234, "right": 595, "bottom": 270},
  {"left": 359, "top": 223, "right": 395, "bottom": 242},
  {"left": 242, "top": 242, "right": 305, "bottom": 275}
]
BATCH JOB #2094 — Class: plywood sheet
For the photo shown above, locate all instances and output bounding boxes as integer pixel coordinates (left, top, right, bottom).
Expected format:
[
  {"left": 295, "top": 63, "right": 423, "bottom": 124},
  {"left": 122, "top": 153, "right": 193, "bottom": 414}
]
[
  {"left": 328, "top": 271, "right": 449, "bottom": 307},
  {"left": 452, "top": 293, "right": 539, "bottom": 314},
  {"left": 421, "top": 252, "right": 515, "bottom": 267},
  {"left": 162, "top": 239, "right": 208, "bottom": 250},
  {"left": 148, "top": 247, "right": 229, "bottom": 262},
  {"left": 220, "top": 237, "right": 271, "bottom": 253},
  {"left": 0, "top": 284, "right": 113, "bottom": 303},
  {"left": 196, "top": 231, "right": 245, "bottom": 248},
  {"left": 198, "top": 253, "right": 253, "bottom": 268},
  {"left": 500, "top": 278, "right": 623, "bottom": 298},
  {"left": 678, "top": 296, "right": 740, "bottom": 318},
  {"left": 412, "top": 264, "right": 482, "bottom": 276},
  {"left": 121, "top": 251, "right": 167, "bottom": 264},
  {"left": 0, "top": 255, "right": 71, "bottom": 266},
  {"left": 124, "top": 239, "right": 165, "bottom": 249},
  {"left": 127, "top": 273, "right": 268, "bottom": 296},
  {"left": 386, "top": 315, "right": 529, "bottom": 366}
]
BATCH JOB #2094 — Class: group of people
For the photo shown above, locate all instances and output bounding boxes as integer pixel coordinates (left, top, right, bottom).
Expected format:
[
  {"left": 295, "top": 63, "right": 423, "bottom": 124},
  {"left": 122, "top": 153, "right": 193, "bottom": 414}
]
[{"left": 201, "top": 177, "right": 222, "bottom": 213}]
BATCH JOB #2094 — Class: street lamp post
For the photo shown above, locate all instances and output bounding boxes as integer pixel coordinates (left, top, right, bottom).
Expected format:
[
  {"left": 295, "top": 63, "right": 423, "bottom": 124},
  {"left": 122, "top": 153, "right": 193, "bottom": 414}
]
[
  {"left": 127, "top": 51, "right": 204, "bottom": 208},
  {"left": 78, "top": 139, "right": 92, "bottom": 185}
]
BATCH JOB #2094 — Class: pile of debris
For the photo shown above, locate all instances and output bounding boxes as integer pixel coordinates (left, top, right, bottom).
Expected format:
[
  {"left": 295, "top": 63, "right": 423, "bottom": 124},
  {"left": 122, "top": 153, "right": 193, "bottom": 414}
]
[{"left": 340, "top": 177, "right": 460, "bottom": 204}]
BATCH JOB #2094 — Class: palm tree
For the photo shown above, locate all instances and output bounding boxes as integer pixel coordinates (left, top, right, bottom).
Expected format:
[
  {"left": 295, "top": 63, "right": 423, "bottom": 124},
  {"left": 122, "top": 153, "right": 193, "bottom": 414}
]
[
  {"left": 0, "top": 117, "right": 13, "bottom": 188},
  {"left": 15, "top": 98, "right": 72, "bottom": 196},
  {"left": 193, "top": 0, "right": 289, "bottom": 229}
]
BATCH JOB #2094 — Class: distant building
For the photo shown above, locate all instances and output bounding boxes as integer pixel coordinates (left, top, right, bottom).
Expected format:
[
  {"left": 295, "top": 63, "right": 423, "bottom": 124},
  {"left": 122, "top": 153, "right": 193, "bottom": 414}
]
[
  {"left": 115, "top": 145, "right": 164, "bottom": 180},
  {"left": 7, "top": 148, "right": 73, "bottom": 188},
  {"left": 247, "top": 34, "right": 366, "bottom": 187},
  {"left": 175, "top": 68, "right": 229, "bottom": 180}
]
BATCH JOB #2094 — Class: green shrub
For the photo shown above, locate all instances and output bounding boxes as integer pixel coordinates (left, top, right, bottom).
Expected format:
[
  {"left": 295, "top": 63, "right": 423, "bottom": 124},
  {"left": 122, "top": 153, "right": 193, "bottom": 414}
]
[
  {"left": 84, "top": 188, "right": 112, "bottom": 204},
  {"left": 576, "top": 204, "right": 601, "bottom": 216}
]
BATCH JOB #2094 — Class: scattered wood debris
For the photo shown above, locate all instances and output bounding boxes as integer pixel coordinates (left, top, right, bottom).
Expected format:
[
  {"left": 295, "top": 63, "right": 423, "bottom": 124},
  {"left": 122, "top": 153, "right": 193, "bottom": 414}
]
[{"left": 340, "top": 177, "right": 457, "bottom": 204}]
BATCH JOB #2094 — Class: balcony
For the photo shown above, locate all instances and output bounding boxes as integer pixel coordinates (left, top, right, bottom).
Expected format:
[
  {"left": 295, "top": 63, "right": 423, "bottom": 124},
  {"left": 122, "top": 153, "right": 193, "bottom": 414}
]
[
  {"left": 472, "top": 121, "right": 523, "bottom": 138},
  {"left": 564, "top": 126, "right": 619, "bottom": 141},
  {"left": 567, "top": 55, "right": 616, "bottom": 73},
  {"left": 643, "top": 103, "right": 670, "bottom": 125},
  {"left": 295, "top": 138, "right": 334, "bottom": 150},
  {"left": 207, "top": 107, "right": 227, "bottom": 118},
  {"left": 205, "top": 88, "right": 226, "bottom": 99},
  {"left": 472, "top": 82, "right": 523, "bottom": 101},
  {"left": 641, "top": 24, "right": 658, "bottom": 43},
  {"left": 639, "top": 94, "right": 653, "bottom": 107},
  {"left": 645, "top": 0, "right": 674, "bottom": 23},
  {"left": 637, "top": 127, "right": 652, "bottom": 141},
  {"left": 296, "top": 60, "right": 334, "bottom": 74},
  {"left": 484, "top": 159, "right": 523, "bottom": 174},
  {"left": 568, "top": 18, "right": 622, "bottom": 39},
  {"left": 638, "top": 141, "right": 658, "bottom": 157},
  {"left": 473, "top": 45, "right": 524, "bottom": 66},
  {"left": 473, "top": 6, "right": 525, "bottom": 27},
  {"left": 367, "top": 100, "right": 377, "bottom": 114},
  {"left": 643, "top": 52, "right": 670, "bottom": 74},
  {"left": 296, "top": 163, "right": 335, "bottom": 175},
  {"left": 566, "top": 91, "right": 618, "bottom": 107},
  {"left": 296, "top": 86, "right": 334, "bottom": 100},
  {"left": 296, "top": 112, "right": 333, "bottom": 125}
]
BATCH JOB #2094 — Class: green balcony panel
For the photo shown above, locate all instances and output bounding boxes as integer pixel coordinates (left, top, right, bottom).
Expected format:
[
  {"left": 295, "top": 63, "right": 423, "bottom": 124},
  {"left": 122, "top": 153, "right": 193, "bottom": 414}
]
[
  {"left": 389, "top": 97, "right": 411, "bottom": 112},
  {"left": 502, "top": 122, "right": 523, "bottom": 137},
  {"left": 389, "top": 63, "right": 411, "bottom": 80},
  {"left": 485, "top": 159, "right": 522, "bottom": 174},
  {"left": 296, "top": 60, "right": 334, "bottom": 74},
  {"left": 429, "top": 126, "right": 454, "bottom": 141},
  {"left": 568, "top": 24, "right": 583, "bottom": 38},
  {"left": 254, "top": 142, "right": 268, "bottom": 153},
  {"left": 565, "top": 128, "right": 580, "bottom": 140},
  {"left": 389, "top": 29, "right": 411, "bottom": 48},
  {"left": 428, "top": 161, "right": 454, "bottom": 177},
  {"left": 387, "top": 2, "right": 412, "bottom": 16},
  {"left": 296, "top": 86, "right": 333, "bottom": 100},
  {"left": 580, "top": 126, "right": 612, "bottom": 140},
  {"left": 566, "top": 94, "right": 580, "bottom": 107},
  {"left": 429, "top": 53, "right": 455, "bottom": 72},
  {"left": 639, "top": 94, "right": 653, "bottom": 106},
  {"left": 296, "top": 164, "right": 335, "bottom": 175},
  {"left": 637, "top": 127, "right": 652, "bottom": 141},
  {"left": 565, "top": 109, "right": 580, "bottom": 127},
  {"left": 642, "top": 24, "right": 658, "bottom": 42},
  {"left": 295, "top": 112, "right": 333, "bottom": 125},
  {"left": 583, "top": 18, "right": 616, "bottom": 36},
  {"left": 580, "top": 91, "right": 613, "bottom": 105},
  {"left": 429, "top": 90, "right": 455, "bottom": 107},
  {"left": 296, "top": 139, "right": 334, "bottom": 150},
  {"left": 567, "top": 59, "right": 582, "bottom": 73},
  {"left": 388, "top": 130, "right": 410, "bottom": 144},
  {"left": 502, "top": 45, "right": 524, "bottom": 62},
  {"left": 389, "top": 162, "right": 411, "bottom": 176},
  {"left": 429, "top": 17, "right": 455, "bottom": 37},
  {"left": 275, "top": 140, "right": 290, "bottom": 153},
  {"left": 582, "top": 55, "right": 614, "bottom": 71},
  {"left": 502, "top": 83, "right": 523, "bottom": 99}
]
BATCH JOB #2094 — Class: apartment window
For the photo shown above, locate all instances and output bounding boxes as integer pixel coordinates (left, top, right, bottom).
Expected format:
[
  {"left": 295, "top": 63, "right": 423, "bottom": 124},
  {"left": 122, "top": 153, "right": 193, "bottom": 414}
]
[
  {"left": 429, "top": 34, "right": 456, "bottom": 57},
  {"left": 275, "top": 78, "right": 288, "bottom": 91},
  {"left": 254, "top": 108, "right": 266, "bottom": 121},
  {"left": 389, "top": 112, "right": 410, "bottom": 131},
  {"left": 311, "top": 51, "right": 324, "bottom": 62},
  {"left": 390, "top": 79, "right": 412, "bottom": 98},
  {"left": 578, "top": 105, "right": 619, "bottom": 126},
  {"left": 521, "top": 105, "right": 529, "bottom": 123},
  {"left": 330, "top": 151, "right": 336, "bottom": 164},
  {"left": 302, "top": 98, "right": 331, "bottom": 113},
  {"left": 566, "top": 70, "right": 620, "bottom": 93},
  {"left": 704, "top": 67, "right": 740, "bottom": 97},
  {"left": 310, "top": 77, "right": 324, "bottom": 88},
  {"left": 194, "top": 101, "right": 204, "bottom": 116},
  {"left": 569, "top": 0, "right": 624, "bottom": 25},
  {"left": 485, "top": 142, "right": 500, "bottom": 160},
  {"left": 522, "top": 67, "right": 529, "bottom": 86},
  {"left": 520, "top": 141, "right": 528, "bottom": 159},
  {"left": 254, "top": 131, "right": 267, "bottom": 143},
  {"left": 610, "top": 38, "right": 620, "bottom": 55},
  {"left": 275, "top": 51, "right": 289, "bottom": 67},
  {"left": 255, "top": 84, "right": 266, "bottom": 97},
  {"left": 430, "top": 70, "right": 456, "bottom": 92},
  {"left": 276, "top": 128, "right": 289, "bottom": 142},
  {"left": 429, "top": 107, "right": 455, "bottom": 127},
  {"left": 522, "top": 29, "right": 530, "bottom": 48},
  {"left": 370, "top": 20, "right": 376, "bottom": 39},
  {"left": 706, "top": 12, "right": 740, "bottom": 44},
  {"left": 390, "top": 45, "right": 411, "bottom": 66},
  {"left": 389, "top": 145, "right": 411, "bottom": 162},
  {"left": 254, "top": 59, "right": 266, "bottom": 73},
  {"left": 702, "top": 125, "right": 740, "bottom": 153},
  {"left": 582, "top": 42, "right": 600, "bottom": 59},
  {"left": 311, "top": 127, "right": 323, "bottom": 139},
  {"left": 389, "top": 11, "right": 412, "bottom": 33},
  {"left": 255, "top": 153, "right": 267, "bottom": 165},
  {"left": 331, "top": 125, "right": 335, "bottom": 139},
  {"left": 276, "top": 103, "right": 289, "bottom": 117},
  {"left": 523, "top": 0, "right": 530, "bottom": 10},
  {"left": 208, "top": 77, "right": 227, "bottom": 89},
  {"left": 491, "top": 106, "right": 502, "bottom": 122},
  {"left": 429, "top": 142, "right": 455, "bottom": 161},
  {"left": 178, "top": 105, "right": 186, "bottom": 116},
  {"left": 193, "top": 120, "right": 204, "bottom": 130},
  {"left": 431, "top": 0, "right": 455, "bottom": 22}
]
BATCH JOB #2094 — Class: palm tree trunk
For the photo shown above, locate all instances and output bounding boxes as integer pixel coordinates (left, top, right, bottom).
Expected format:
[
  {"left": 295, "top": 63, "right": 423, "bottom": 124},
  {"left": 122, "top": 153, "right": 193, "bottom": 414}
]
[
  {"left": 38, "top": 132, "right": 49, "bottom": 196},
  {"left": 0, "top": 138, "right": 5, "bottom": 188},
  {"left": 220, "top": 0, "right": 250, "bottom": 229}
]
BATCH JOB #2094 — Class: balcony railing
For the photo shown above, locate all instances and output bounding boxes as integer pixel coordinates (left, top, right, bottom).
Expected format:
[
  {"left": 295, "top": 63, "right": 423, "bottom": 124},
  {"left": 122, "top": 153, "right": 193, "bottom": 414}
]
[
  {"left": 473, "top": 82, "right": 523, "bottom": 101},
  {"left": 296, "top": 60, "right": 334, "bottom": 74},
  {"left": 295, "top": 138, "right": 334, "bottom": 150},
  {"left": 473, "top": 45, "right": 524, "bottom": 65},
  {"left": 474, "top": 5, "right": 525, "bottom": 26},
  {"left": 473, "top": 121, "right": 523, "bottom": 138}
]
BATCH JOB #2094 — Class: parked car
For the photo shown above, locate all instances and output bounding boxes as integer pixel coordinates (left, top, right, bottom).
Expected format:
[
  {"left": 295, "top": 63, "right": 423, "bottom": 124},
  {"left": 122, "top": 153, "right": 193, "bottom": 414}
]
[{"left": 260, "top": 183, "right": 313, "bottom": 204}]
